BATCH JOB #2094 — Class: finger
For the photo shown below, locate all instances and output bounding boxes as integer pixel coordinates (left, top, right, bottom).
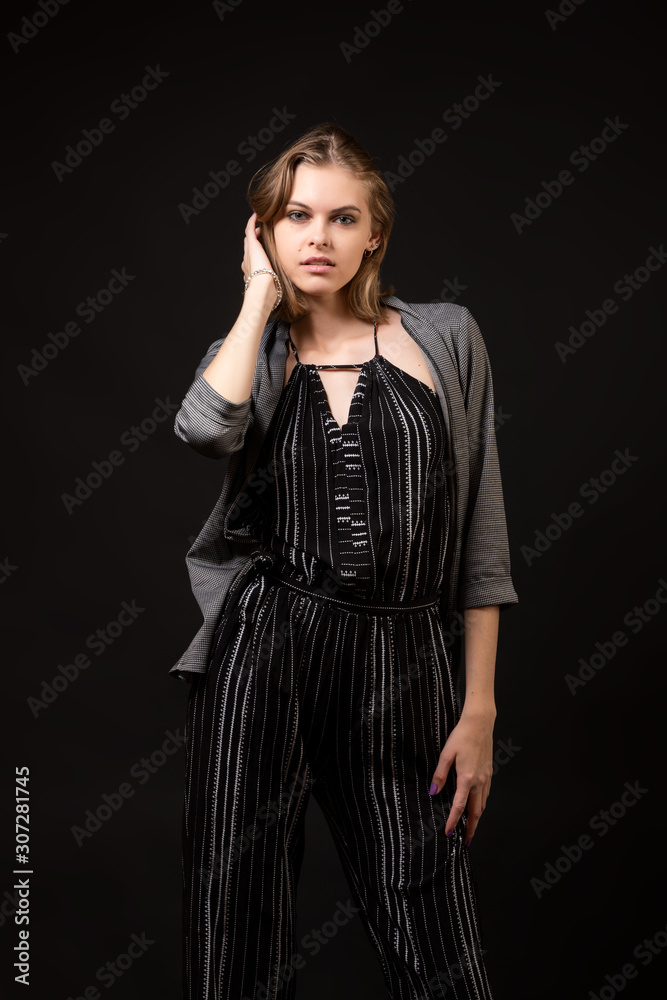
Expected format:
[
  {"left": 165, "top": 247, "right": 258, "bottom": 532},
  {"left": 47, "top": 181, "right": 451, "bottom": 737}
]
[
  {"left": 463, "top": 789, "right": 485, "bottom": 845},
  {"left": 429, "top": 753, "right": 454, "bottom": 796},
  {"left": 482, "top": 774, "right": 492, "bottom": 808},
  {"left": 443, "top": 782, "right": 470, "bottom": 837}
]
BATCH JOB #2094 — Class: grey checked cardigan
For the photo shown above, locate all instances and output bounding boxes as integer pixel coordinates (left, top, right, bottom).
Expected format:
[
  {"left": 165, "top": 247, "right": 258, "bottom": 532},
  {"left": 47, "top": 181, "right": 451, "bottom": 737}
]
[{"left": 170, "top": 295, "right": 519, "bottom": 682}]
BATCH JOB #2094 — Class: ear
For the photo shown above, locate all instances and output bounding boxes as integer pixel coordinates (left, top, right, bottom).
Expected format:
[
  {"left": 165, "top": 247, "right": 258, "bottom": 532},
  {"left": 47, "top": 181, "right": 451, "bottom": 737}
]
[{"left": 370, "top": 227, "right": 383, "bottom": 248}]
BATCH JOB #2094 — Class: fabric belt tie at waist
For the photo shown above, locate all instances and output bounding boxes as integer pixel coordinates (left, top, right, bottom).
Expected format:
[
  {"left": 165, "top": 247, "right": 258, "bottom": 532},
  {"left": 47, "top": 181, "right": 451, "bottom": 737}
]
[{"left": 249, "top": 548, "right": 441, "bottom": 616}]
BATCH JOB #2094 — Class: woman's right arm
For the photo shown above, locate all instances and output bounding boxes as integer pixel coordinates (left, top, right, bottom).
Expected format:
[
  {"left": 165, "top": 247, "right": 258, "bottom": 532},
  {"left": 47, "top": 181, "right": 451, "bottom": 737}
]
[{"left": 173, "top": 213, "right": 278, "bottom": 459}]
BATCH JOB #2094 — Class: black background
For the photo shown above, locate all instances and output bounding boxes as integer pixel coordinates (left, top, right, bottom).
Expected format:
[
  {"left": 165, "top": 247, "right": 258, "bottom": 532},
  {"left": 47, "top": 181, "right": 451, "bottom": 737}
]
[{"left": 2, "top": 0, "right": 665, "bottom": 997}]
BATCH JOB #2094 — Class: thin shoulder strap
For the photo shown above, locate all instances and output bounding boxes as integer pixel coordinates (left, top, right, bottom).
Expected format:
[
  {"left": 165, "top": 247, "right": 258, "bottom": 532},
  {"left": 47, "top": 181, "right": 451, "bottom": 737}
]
[
  {"left": 373, "top": 321, "right": 379, "bottom": 356},
  {"left": 287, "top": 327, "right": 299, "bottom": 362}
]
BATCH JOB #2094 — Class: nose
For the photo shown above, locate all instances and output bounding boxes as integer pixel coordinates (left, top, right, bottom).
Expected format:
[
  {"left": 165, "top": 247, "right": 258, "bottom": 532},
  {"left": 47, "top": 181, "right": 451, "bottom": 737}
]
[{"left": 307, "top": 220, "right": 329, "bottom": 247}]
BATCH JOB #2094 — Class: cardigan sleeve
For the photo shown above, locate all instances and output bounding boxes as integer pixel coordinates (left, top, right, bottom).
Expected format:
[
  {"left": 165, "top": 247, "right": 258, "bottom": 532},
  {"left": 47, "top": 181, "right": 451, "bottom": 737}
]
[
  {"left": 173, "top": 337, "right": 255, "bottom": 459},
  {"left": 454, "top": 306, "right": 519, "bottom": 610}
]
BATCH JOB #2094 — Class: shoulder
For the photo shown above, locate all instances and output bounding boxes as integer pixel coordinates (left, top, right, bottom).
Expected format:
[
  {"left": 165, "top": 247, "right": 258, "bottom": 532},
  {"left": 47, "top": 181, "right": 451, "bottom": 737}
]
[{"left": 383, "top": 296, "right": 484, "bottom": 356}]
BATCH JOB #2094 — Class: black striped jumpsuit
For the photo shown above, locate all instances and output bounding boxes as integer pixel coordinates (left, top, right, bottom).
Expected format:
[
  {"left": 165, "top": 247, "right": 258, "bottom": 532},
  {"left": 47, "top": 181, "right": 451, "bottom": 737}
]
[{"left": 182, "top": 323, "right": 495, "bottom": 1000}]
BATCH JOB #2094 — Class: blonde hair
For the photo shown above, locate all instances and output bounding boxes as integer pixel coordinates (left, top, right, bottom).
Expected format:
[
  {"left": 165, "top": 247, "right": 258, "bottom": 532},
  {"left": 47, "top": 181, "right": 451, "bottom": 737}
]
[{"left": 246, "top": 122, "right": 395, "bottom": 324}]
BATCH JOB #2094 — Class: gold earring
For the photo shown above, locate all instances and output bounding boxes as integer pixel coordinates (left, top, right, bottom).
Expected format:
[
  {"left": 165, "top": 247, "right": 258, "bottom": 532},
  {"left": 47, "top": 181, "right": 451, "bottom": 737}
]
[{"left": 363, "top": 245, "right": 376, "bottom": 258}]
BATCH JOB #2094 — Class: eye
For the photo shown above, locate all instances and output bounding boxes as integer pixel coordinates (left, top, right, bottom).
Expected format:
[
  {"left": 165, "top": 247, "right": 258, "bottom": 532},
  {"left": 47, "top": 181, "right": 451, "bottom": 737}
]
[{"left": 285, "top": 211, "right": 357, "bottom": 225}]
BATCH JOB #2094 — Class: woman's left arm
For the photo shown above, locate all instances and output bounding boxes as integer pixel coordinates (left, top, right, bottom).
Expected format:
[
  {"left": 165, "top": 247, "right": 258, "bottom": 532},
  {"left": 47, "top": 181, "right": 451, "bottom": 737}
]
[
  {"left": 426, "top": 305, "right": 519, "bottom": 844},
  {"left": 429, "top": 604, "right": 499, "bottom": 845}
]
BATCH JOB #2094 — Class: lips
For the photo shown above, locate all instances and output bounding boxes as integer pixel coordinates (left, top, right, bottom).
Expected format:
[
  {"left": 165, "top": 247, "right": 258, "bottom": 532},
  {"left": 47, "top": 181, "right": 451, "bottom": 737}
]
[{"left": 302, "top": 257, "right": 334, "bottom": 265}]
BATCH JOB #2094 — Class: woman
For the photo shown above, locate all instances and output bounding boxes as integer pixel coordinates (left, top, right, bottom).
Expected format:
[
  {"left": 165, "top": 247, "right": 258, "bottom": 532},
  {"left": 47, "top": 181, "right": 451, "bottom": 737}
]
[{"left": 174, "top": 122, "right": 519, "bottom": 1000}]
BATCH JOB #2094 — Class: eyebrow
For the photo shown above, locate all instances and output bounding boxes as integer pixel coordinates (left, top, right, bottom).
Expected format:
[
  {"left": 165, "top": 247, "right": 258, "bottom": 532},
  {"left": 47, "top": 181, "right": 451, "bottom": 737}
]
[{"left": 285, "top": 201, "right": 362, "bottom": 213}]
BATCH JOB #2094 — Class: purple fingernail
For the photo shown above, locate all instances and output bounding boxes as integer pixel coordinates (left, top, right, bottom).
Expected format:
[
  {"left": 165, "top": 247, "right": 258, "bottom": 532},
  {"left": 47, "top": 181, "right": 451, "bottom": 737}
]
[
  {"left": 465, "top": 837, "right": 472, "bottom": 847},
  {"left": 429, "top": 782, "right": 438, "bottom": 795},
  {"left": 446, "top": 830, "right": 454, "bottom": 838}
]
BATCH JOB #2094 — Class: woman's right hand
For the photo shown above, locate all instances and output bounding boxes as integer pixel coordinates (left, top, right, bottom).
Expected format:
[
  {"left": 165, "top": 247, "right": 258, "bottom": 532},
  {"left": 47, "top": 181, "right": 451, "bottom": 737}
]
[{"left": 242, "top": 211, "right": 275, "bottom": 283}]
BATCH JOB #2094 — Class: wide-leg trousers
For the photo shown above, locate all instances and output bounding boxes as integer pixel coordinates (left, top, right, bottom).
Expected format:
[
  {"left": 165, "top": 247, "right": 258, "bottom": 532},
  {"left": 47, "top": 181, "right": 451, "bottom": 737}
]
[{"left": 181, "top": 551, "right": 495, "bottom": 1000}]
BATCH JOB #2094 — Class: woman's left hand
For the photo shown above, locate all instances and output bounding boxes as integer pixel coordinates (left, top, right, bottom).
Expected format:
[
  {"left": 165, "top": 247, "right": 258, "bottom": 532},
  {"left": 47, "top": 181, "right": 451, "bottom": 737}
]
[{"left": 429, "top": 711, "right": 495, "bottom": 845}]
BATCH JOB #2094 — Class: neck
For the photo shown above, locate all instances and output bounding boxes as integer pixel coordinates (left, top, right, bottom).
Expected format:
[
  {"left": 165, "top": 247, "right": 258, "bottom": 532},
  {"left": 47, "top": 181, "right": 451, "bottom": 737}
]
[{"left": 290, "top": 293, "right": 377, "bottom": 352}]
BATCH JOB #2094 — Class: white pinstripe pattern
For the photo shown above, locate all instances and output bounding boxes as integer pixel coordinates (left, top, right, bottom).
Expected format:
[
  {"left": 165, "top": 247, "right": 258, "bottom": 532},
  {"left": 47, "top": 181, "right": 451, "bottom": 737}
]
[
  {"left": 181, "top": 333, "right": 497, "bottom": 998},
  {"left": 183, "top": 572, "right": 495, "bottom": 999},
  {"left": 221, "top": 324, "right": 449, "bottom": 604}
]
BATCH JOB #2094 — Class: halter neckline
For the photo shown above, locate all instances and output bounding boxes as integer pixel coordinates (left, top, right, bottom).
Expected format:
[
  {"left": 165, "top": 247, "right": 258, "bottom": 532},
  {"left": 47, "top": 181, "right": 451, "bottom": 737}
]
[{"left": 287, "top": 322, "right": 379, "bottom": 369}]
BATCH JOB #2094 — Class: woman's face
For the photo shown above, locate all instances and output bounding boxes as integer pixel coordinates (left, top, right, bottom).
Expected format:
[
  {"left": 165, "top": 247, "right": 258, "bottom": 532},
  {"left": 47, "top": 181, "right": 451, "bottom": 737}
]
[{"left": 272, "top": 162, "right": 380, "bottom": 301}]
